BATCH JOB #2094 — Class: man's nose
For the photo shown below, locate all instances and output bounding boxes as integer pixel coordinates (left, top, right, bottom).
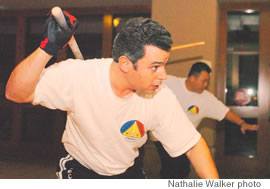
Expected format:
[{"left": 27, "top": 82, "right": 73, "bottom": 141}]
[{"left": 159, "top": 67, "right": 168, "bottom": 80}]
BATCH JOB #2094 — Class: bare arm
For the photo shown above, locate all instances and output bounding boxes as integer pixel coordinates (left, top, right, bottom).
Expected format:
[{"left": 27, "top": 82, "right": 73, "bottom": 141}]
[
  {"left": 186, "top": 137, "right": 219, "bottom": 179},
  {"left": 6, "top": 11, "right": 79, "bottom": 104},
  {"left": 5, "top": 48, "right": 52, "bottom": 103},
  {"left": 225, "top": 110, "right": 258, "bottom": 134}
]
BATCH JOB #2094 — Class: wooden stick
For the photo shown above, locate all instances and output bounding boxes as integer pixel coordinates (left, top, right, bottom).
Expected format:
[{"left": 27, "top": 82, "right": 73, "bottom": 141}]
[
  {"left": 171, "top": 41, "right": 205, "bottom": 51},
  {"left": 51, "top": 6, "right": 84, "bottom": 60}
]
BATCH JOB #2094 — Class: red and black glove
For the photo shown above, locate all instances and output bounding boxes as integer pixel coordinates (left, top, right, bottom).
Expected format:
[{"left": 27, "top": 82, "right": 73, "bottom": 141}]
[{"left": 40, "top": 11, "right": 79, "bottom": 56}]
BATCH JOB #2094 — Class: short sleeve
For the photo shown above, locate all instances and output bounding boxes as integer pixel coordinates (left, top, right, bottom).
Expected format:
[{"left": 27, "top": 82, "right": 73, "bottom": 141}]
[
  {"left": 204, "top": 91, "right": 229, "bottom": 121},
  {"left": 151, "top": 88, "right": 201, "bottom": 157},
  {"left": 32, "top": 59, "right": 78, "bottom": 111}
]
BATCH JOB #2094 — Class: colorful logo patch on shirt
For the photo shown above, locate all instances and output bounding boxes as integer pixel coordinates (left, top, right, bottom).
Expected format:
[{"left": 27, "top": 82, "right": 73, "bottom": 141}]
[
  {"left": 120, "top": 120, "right": 145, "bottom": 138},
  {"left": 188, "top": 105, "right": 199, "bottom": 114}
]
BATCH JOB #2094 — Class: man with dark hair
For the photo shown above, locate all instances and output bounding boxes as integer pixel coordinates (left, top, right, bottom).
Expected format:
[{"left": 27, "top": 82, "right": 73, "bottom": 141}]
[
  {"left": 151, "top": 61, "right": 258, "bottom": 179},
  {"left": 5, "top": 11, "right": 219, "bottom": 179},
  {"left": 187, "top": 61, "right": 212, "bottom": 78}
]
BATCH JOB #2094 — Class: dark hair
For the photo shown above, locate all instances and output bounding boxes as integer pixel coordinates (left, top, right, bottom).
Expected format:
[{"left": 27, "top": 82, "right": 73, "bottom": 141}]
[
  {"left": 188, "top": 62, "right": 212, "bottom": 77},
  {"left": 112, "top": 17, "right": 172, "bottom": 64}
]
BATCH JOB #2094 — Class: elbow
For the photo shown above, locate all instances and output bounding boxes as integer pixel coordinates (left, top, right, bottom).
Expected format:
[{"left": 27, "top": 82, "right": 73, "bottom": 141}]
[
  {"left": 5, "top": 87, "right": 21, "bottom": 103},
  {"left": 5, "top": 85, "right": 32, "bottom": 103},
  {"left": 5, "top": 84, "right": 14, "bottom": 101},
  {"left": 5, "top": 90, "right": 12, "bottom": 101}
]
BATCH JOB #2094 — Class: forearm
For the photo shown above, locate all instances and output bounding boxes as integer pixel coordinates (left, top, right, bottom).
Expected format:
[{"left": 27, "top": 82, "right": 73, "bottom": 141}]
[
  {"left": 5, "top": 48, "right": 52, "bottom": 103},
  {"left": 186, "top": 137, "right": 219, "bottom": 179},
  {"left": 225, "top": 110, "right": 258, "bottom": 134},
  {"left": 225, "top": 110, "right": 244, "bottom": 125}
]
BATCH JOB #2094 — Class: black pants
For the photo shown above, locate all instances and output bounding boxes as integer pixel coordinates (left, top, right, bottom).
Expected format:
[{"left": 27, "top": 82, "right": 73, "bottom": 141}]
[
  {"left": 56, "top": 149, "right": 145, "bottom": 179},
  {"left": 153, "top": 141, "right": 190, "bottom": 179}
]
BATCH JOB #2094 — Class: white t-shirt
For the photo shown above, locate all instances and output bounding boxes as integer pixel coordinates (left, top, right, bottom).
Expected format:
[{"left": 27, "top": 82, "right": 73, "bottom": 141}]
[
  {"left": 163, "top": 75, "right": 229, "bottom": 127},
  {"left": 32, "top": 58, "right": 200, "bottom": 176}
]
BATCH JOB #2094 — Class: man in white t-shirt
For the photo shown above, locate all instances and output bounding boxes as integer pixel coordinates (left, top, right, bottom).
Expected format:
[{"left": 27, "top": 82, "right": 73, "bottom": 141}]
[
  {"left": 5, "top": 10, "right": 219, "bottom": 179},
  {"left": 152, "top": 61, "right": 258, "bottom": 178}
]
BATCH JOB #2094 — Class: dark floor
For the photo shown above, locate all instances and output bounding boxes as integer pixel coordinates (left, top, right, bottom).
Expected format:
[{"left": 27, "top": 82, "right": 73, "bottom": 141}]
[
  {"left": 1, "top": 141, "right": 270, "bottom": 179},
  {"left": 0, "top": 141, "right": 161, "bottom": 179},
  {"left": 0, "top": 157, "right": 57, "bottom": 179}
]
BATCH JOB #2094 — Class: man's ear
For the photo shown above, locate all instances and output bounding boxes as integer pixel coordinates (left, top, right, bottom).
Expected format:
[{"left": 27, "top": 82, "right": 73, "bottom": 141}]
[
  {"left": 118, "top": 56, "right": 133, "bottom": 73},
  {"left": 189, "top": 75, "right": 196, "bottom": 82}
]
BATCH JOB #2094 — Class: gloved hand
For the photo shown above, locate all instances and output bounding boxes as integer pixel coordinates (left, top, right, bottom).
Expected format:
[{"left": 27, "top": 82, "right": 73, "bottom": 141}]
[{"left": 40, "top": 11, "right": 79, "bottom": 56}]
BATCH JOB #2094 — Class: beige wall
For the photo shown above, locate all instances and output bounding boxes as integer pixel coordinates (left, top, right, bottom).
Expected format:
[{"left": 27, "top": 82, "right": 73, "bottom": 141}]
[
  {"left": 152, "top": 0, "right": 218, "bottom": 82},
  {"left": 152, "top": 0, "right": 219, "bottom": 178}
]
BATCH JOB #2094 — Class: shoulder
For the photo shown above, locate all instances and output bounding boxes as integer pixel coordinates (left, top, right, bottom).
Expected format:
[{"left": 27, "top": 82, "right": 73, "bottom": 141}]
[
  {"left": 202, "top": 90, "right": 216, "bottom": 98},
  {"left": 56, "top": 58, "right": 112, "bottom": 68},
  {"left": 162, "top": 76, "right": 186, "bottom": 97},
  {"left": 163, "top": 75, "right": 185, "bottom": 86},
  {"left": 201, "top": 90, "right": 222, "bottom": 103},
  {"left": 45, "top": 58, "right": 113, "bottom": 74},
  {"left": 164, "top": 75, "right": 184, "bottom": 82},
  {"left": 152, "top": 85, "right": 178, "bottom": 105}
]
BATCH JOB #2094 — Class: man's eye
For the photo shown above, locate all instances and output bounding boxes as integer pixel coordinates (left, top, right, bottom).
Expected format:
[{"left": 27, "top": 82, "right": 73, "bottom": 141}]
[{"left": 151, "top": 66, "right": 158, "bottom": 71}]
